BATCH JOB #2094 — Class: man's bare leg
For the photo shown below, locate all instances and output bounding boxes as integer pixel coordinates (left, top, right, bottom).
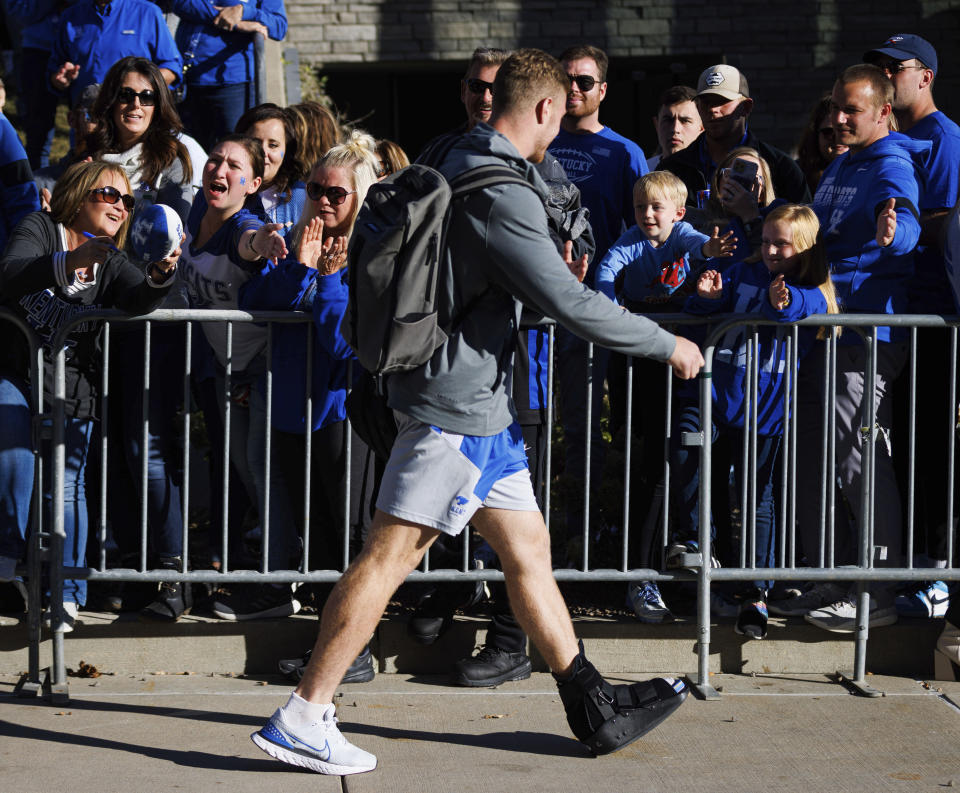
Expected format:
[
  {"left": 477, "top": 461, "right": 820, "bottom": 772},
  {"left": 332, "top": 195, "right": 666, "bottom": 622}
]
[
  {"left": 469, "top": 507, "right": 578, "bottom": 676},
  {"left": 251, "top": 509, "right": 439, "bottom": 774},
  {"left": 295, "top": 509, "right": 440, "bottom": 704},
  {"left": 471, "top": 505, "right": 687, "bottom": 755}
]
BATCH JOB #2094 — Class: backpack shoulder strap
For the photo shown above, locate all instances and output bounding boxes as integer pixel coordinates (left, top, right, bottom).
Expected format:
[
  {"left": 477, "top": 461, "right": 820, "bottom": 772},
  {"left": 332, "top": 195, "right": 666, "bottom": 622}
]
[{"left": 448, "top": 163, "right": 534, "bottom": 200}]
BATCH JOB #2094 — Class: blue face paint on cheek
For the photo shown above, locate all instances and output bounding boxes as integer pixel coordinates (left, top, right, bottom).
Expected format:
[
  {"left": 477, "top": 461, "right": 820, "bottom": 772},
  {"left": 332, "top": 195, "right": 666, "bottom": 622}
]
[
  {"left": 240, "top": 176, "right": 246, "bottom": 185},
  {"left": 279, "top": 151, "right": 284, "bottom": 159}
]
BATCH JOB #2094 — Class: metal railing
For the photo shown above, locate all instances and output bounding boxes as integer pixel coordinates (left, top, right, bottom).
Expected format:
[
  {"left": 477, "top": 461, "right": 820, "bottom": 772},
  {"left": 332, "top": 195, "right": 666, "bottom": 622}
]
[{"left": 12, "top": 308, "right": 960, "bottom": 701}]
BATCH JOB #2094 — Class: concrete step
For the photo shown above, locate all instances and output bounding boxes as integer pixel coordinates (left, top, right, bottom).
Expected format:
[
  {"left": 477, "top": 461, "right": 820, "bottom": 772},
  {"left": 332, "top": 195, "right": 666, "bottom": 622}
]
[{"left": 0, "top": 608, "right": 945, "bottom": 679}]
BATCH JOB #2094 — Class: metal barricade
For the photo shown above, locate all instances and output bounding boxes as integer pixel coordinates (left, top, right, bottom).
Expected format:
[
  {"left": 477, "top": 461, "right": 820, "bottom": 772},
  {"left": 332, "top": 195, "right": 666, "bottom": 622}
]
[
  {"left": 0, "top": 309, "right": 46, "bottom": 697},
  {"left": 31, "top": 307, "right": 960, "bottom": 701}
]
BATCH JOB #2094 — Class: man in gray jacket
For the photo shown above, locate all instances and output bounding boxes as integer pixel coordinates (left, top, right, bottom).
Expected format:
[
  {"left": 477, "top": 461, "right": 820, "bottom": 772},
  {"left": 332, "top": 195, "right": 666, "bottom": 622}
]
[{"left": 251, "top": 48, "right": 704, "bottom": 775}]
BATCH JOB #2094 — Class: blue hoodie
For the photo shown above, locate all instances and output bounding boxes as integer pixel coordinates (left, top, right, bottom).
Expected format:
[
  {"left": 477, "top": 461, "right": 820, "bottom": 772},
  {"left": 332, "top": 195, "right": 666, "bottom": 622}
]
[
  {"left": 812, "top": 132, "right": 929, "bottom": 341},
  {"left": 238, "top": 258, "right": 353, "bottom": 434},
  {"left": 683, "top": 258, "right": 828, "bottom": 436},
  {"left": 0, "top": 116, "right": 41, "bottom": 253},
  {"left": 171, "top": 0, "right": 287, "bottom": 87}
]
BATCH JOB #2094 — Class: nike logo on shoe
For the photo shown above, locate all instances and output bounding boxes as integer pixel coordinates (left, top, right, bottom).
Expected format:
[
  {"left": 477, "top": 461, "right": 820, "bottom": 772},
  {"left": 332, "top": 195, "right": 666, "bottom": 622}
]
[{"left": 260, "top": 721, "right": 332, "bottom": 761}]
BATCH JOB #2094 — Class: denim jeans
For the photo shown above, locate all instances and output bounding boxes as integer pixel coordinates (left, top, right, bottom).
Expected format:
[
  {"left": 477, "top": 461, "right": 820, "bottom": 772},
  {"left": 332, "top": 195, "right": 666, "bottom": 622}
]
[
  {"left": 111, "top": 327, "right": 186, "bottom": 560},
  {"left": 670, "top": 400, "right": 779, "bottom": 590},
  {"left": 179, "top": 82, "right": 250, "bottom": 153},
  {"left": 43, "top": 416, "right": 94, "bottom": 607},
  {"left": 0, "top": 373, "right": 35, "bottom": 563}
]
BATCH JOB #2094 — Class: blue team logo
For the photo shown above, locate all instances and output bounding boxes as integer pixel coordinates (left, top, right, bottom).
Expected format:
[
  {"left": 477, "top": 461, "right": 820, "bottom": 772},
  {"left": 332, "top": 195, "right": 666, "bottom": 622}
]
[
  {"left": 449, "top": 495, "right": 469, "bottom": 516},
  {"left": 548, "top": 147, "right": 597, "bottom": 184}
]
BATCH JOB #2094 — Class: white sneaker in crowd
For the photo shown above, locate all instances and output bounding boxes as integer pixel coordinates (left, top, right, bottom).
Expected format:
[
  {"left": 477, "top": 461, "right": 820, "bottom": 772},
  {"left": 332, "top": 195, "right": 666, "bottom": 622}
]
[{"left": 804, "top": 595, "right": 898, "bottom": 633}]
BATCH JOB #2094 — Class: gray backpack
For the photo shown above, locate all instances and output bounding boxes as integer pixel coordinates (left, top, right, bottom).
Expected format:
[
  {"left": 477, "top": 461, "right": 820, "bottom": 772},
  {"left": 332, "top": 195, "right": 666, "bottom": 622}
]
[{"left": 343, "top": 161, "right": 531, "bottom": 376}]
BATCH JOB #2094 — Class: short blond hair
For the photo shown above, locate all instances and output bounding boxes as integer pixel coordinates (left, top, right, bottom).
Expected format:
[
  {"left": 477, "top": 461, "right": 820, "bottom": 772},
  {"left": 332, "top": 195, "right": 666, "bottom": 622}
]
[
  {"left": 634, "top": 171, "right": 688, "bottom": 208},
  {"left": 492, "top": 48, "right": 569, "bottom": 116}
]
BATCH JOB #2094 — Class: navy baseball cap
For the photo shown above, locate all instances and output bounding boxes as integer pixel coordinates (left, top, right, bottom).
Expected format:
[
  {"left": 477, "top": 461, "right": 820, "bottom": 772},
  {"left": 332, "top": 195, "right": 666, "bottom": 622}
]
[{"left": 864, "top": 34, "right": 938, "bottom": 75}]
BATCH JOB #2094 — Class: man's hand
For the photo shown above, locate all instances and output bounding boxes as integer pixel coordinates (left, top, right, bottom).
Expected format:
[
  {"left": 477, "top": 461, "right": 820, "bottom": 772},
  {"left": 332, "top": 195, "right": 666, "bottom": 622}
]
[
  {"left": 213, "top": 4, "right": 243, "bottom": 30},
  {"left": 562, "top": 239, "right": 588, "bottom": 282},
  {"left": 668, "top": 336, "right": 704, "bottom": 380},
  {"left": 768, "top": 273, "right": 791, "bottom": 310},
  {"left": 702, "top": 226, "right": 737, "bottom": 258},
  {"left": 235, "top": 20, "right": 268, "bottom": 36},
  {"left": 51, "top": 62, "right": 80, "bottom": 91},
  {"left": 40, "top": 188, "right": 52, "bottom": 213},
  {"left": 696, "top": 269, "right": 723, "bottom": 299},
  {"left": 876, "top": 197, "right": 897, "bottom": 248}
]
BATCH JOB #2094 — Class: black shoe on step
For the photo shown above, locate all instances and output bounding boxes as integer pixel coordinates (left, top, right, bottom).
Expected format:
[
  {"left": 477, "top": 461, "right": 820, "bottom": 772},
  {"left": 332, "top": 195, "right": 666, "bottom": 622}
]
[
  {"left": 555, "top": 640, "right": 688, "bottom": 755},
  {"left": 140, "top": 559, "right": 193, "bottom": 622},
  {"left": 451, "top": 645, "right": 532, "bottom": 687},
  {"left": 277, "top": 645, "right": 375, "bottom": 684},
  {"left": 407, "top": 581, "right": 487, "bottom": 645}
]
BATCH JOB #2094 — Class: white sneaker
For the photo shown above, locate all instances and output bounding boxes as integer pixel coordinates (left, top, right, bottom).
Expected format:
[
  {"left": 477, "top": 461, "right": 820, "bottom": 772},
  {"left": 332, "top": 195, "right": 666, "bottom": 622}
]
[
  {"left": 804, "top": 595, "right": 898, "bottom": 633},
  {"left": 252, "top": 703, "right": 377, "bottom": 775},
  {"left": 768, "top": 581, "right": 847, "bottom": 617},
  {"left": 42, "top": 601, "right": 78, "bottom": 633},
  {"left": 626, "top": 581, "right": 674, "bottom": 624}
]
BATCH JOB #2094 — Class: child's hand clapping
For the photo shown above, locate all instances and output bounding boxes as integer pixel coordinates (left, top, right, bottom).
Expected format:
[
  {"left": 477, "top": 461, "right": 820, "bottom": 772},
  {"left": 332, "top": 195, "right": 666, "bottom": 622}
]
[
  {"left": 768, "top": 273, "right": 791, "bottom": 310},
  {"left": 697, "top": 269, "right": 723, "bottom": 299},
  {"left": 702, "top": 226, "right": 738, "bottom": 259}
]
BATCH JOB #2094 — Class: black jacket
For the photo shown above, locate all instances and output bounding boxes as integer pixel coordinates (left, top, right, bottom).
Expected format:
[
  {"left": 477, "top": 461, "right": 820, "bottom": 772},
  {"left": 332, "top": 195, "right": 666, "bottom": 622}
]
[
  {"left": 0, "top": 211, "right": 173, "bottom": 417},
  {"left": 659, "top": 130, "right": 811, "bottom": 207}
]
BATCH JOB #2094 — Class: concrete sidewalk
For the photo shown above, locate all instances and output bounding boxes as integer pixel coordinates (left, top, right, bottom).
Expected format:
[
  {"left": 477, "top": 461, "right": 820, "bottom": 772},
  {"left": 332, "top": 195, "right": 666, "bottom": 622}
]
[{"left": 2, "top": 671, "right": 959, "bottom": 793}]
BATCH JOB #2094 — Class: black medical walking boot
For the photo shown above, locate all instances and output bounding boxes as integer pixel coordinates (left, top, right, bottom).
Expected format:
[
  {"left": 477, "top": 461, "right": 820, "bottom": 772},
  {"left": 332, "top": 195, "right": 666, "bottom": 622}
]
[{"left": 555, "top": 640, "right": 688, "bottom": 755}]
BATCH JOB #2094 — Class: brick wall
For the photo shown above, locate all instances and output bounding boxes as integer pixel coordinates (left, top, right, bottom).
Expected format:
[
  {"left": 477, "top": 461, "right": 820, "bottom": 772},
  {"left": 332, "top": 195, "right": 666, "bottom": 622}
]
[{"left": 285, "top": 0, "right": 960, "bottom": 151}]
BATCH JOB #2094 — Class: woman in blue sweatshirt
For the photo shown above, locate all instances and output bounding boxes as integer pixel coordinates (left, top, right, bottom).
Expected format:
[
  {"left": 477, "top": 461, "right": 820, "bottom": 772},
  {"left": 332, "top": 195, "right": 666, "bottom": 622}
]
[
  {"left": 669, "top": 204, "right": 840, "bottom": 639},
  {"left": 231, "top": 133, "right": 379, "bottom": 619}
]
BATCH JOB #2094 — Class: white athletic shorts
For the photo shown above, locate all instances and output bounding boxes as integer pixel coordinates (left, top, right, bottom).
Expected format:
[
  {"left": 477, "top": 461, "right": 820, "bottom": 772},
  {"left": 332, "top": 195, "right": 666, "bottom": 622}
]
[{"left": 376, "top": 412, "right": 539, "bottom": 535}]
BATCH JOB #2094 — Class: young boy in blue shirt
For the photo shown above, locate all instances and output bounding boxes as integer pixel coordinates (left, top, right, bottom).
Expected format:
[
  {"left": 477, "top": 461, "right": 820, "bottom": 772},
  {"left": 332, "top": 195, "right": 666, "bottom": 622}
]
[
  {"left": 597, "top": 171, "right": 735, "bottom": 624},
  {"left": 596, "top": 170, "right": 735, "bottom": 309}
]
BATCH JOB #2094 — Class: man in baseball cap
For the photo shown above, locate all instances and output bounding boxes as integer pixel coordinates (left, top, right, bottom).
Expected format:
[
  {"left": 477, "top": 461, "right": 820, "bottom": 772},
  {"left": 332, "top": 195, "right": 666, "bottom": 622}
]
[
  {"left": 659, "top": 63, "right": 809, "bottom": 205},
  {"left": 864, "top": 34, "right": 960, "bottom": 614},
  {"left": 864, "top": 34, "right": 938, "bottom": 76}
]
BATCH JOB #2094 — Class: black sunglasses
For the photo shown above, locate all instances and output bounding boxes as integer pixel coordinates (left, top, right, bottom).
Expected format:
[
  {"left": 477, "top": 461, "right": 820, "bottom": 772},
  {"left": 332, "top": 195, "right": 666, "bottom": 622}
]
[
  {"left": 567, "top": 74, "right": 598, "bottom": 92},
  {"left": 306, "top": 182, "right": 357, "bottom": 205},
  {"left": 89, "top": 185, "right": 135, "bottom": 211},
  {"left": 464, "top": 77, "right": 495, "bottom": 96},
  {"left": 117, "top": 86, "right": 157, "bottom": 106}
]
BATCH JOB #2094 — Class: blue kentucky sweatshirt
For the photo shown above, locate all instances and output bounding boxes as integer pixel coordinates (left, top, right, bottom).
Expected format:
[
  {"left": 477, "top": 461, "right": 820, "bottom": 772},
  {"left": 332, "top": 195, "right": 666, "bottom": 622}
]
[{"left": 812, "top": 132, "right": 930, "bottom": 342}]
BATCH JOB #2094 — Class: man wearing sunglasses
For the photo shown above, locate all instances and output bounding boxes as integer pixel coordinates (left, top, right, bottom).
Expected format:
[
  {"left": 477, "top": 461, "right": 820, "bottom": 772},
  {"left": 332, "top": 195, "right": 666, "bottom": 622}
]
[
  {"left": 547, "top": 44, "right": 647, "bottom": 546},
  {"left": 863, "top": 34, "right": 960, "bottom": 617},
  {"left": 414, "top": 46, "right": 596, "bottom": 692},
  {"left": 252, "top": 48, "right": 700, "bottom": 776},
  {"left": 48, "top": 0, "right": 182, "bottom": 109},
  {"left": 658, "top": 64, "right": 809, "bottom": 207}
]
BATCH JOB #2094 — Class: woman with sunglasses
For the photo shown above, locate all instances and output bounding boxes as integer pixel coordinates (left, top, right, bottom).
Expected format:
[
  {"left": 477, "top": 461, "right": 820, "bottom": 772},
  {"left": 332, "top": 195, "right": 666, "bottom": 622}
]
[
  {"left": 82, "top": 57, "right": 199, "bottom": 619},
  {"left": 0, "top": 161, "right": 181, "bottom": 631},
  {"left": 796, "top": 94, "right": 850, "bottom": 195},
  {"left": 179, "top": 134, "right": 286, "bottom": 582},
  {"left": 87, "top": 57, "right": 194, "bottom": 223},
  {"left": 226, "top": 132, "right": 380, "bottom": 629}
]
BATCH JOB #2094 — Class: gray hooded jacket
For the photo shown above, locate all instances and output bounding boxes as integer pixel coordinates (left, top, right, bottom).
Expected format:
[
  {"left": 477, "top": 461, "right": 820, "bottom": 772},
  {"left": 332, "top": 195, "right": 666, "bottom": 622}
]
[{"left": 387, "top": 123, "right": 677, "bottom": 436}]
